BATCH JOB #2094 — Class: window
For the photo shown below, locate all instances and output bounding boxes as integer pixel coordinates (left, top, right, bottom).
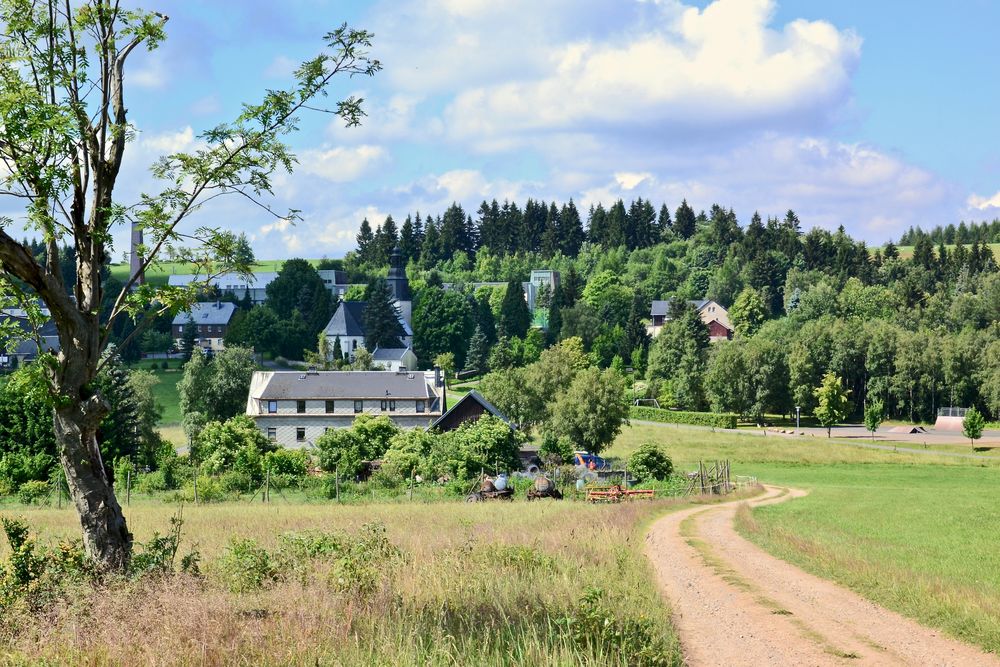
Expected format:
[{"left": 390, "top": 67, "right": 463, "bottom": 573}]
[
  {"left": 354, "top": 400, "right": 363, "bottom": 413},
  {"left": 416, "top": 400, "right": 425, "bottom": 413},
  {"left": 177, "top": 325, "right": 183, "bottom": 333},
  {"left": 380, "top": 400, "right": 387, "bottom": 411},
  {"left": 296, "top": 400, "right": 306, "bottom": 414},
  {"left": 267, "top": 400, "right": 277, "bottom": 414},
  {"left": 325, "top": 400, "right": 335, "bottom": 414},
  {"left": 389, "top": 400, "right": 396, "bottom": 412},
  {"left": 266, "top": 427, "right": 276, "bottom": 441},
  {"left": 296, "top": 427, "right": 306, "bottom": 442}
]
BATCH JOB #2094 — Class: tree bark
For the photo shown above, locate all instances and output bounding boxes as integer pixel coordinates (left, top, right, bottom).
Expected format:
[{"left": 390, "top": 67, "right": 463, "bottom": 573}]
[{"left": 53, "top": 397, "right": 132, "bottom": 570}]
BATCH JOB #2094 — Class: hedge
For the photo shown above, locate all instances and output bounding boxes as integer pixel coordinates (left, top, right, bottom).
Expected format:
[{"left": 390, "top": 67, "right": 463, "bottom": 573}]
[{"left": 628, "top": 406, "right": 738, "bottom": 430}]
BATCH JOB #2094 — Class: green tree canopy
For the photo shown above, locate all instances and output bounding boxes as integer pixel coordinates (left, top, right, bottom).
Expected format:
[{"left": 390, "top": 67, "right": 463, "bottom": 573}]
[{"left": 813, "top": 372, "right": 851, "bottom": 437}]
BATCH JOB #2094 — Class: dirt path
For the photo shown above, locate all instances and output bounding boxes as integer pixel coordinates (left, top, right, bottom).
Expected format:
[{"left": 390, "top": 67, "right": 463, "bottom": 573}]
[{"left": 645, "top": 486, "right": 1000, "bottom": 666}]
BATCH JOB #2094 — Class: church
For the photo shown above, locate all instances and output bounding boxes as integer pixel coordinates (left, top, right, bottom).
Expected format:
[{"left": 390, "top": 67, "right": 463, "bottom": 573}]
[{"left": 323, "top": 245, "right": 413, "bottom": 360}]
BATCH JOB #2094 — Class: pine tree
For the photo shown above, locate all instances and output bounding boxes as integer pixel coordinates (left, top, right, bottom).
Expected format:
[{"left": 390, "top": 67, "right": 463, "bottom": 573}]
[
  {"left": 332, "top": 335, "right": 343, "bottom": 363},
  {"left": 562, "top": 266, "right": 583, "bottom": 307},
  {"left": 356, "top": 218, "right": 375, "bottom": 262},
  {"left": 560, "top": 199, "right": 585, "bottom": 256},
  {"left": 362, "top": 278, "right": 404, "bottom": 349},
  {"left": 605, "top": 199, "right": 627, "bottom": 247},
  {"left": 465, "top": 324, "right": 490, "bottom": 374},
  {"left": 674, "top": 199, "right": 696, "bottom": 239},
  {"left": 399, "top": 215, "right": 418, "bottom": 263},
  {"left": 497, "top": 280, "right": 531, "bottom": 339},
  {"left": 623, "top": 292, "right": 650, "bottom": 365},
  {"left": 547, "top": 281, "right": 564, "bottom": 344},
  {"left": 587, "top": 203, "right": 607, "bottom": 246},
  {"left": 541, "top": 202, "right": 561, "bottom": 257},
  {"left": 657, "top": 203, "right": 672, "bottom": 241}
]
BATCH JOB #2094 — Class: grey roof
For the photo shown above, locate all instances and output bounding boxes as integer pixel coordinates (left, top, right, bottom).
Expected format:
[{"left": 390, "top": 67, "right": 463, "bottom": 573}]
[
  {"left": 172, "top": 301, "right": 237, "bottom": 326},
  {"left": 250, "top": 370, "right": 435, "bottom": 400},
  {"left": 431, "top": 390, "right": 515, "bottom": 430},
  {"left": 371, "top": 347, "right": 413, "bottom": 361},
  {"left": 167, "top": 269, "right": 346, "bottom": 291},
  {"left": 323, "top": 301, "right": 413, "bottom": 338},
  {"left": 650, "top": 299, "right": 712, "bottom": 317},
  {"left": 0, "top": 312, "right": 60, "bottom": 356}
]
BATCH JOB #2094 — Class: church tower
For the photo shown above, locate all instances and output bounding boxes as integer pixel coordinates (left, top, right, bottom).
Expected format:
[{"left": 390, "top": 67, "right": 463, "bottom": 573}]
[{"left": 386, "top": 245, "right": 412, "bottom": 328}]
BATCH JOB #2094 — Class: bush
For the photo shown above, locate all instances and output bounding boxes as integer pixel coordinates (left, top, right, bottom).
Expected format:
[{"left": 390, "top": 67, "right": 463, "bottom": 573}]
[
  {"left": 17, "top": 480, "right": 50, "bottom": 505},
  {"left": 627, "top": 444, "right": 673, "bottom": 482},
  {"left": 316, "top": 415, "right": 399, "bottom": 479},
  {"left": 539, "top": 433, "right": 574, "bottom": 465},
  {"left": 558, "top": 588, "right": 672, "bottom": 666},
  {"left": 628, "top": 406, "right": 737, "bottom": 429},
  {"left": 0, "top": 452, "right": 57, "bottom": 496},
  {"left": 217, "top": 538, "right": 278, "bottom": 593},
  {"left": 265, "top": 448, "right": 310, "bottom": 488},
  {"left": 329, "top": 522, "right": 402, "bottom": 596}
]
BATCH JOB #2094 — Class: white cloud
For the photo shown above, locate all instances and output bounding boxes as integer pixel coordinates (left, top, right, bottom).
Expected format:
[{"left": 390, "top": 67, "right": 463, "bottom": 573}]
[
  {"left": 260, "top": 219, "right": 293, "bottom": 235},
  {"left": 139, "top": 126, "right": 196, "bottom": 154},
  {"left": 297, "top": 145, "right": 389, "bottom": 182},
  {"left": 615, "top": 172, "right": 653, "bottom": 190},
  {"left": 968, "top": 190, "right": 1000, "bottom": 211},
  {"left": 264, "top": 55, "right": 297, "bottom": 79},
  {"left": 128, "top": 53, "right": 169, "bottom": 89}
]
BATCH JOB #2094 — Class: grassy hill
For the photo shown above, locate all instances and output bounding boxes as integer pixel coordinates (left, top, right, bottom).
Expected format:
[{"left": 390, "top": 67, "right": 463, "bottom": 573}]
[
  {"left": 890, "top": 242, "right": 1000, "bottom": 260},
  {"left": 108, "top": 258, "right": 326, "bottom": 287}
]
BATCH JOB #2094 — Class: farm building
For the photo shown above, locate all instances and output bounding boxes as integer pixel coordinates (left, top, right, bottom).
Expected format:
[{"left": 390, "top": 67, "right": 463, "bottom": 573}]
[
  {"left": 0, "top": 309, "right": 60, "bottom": 368},
  {"left": 167, "top": 268, "right": 348, "bottom": 304},
  {"left": 246, "top": 369, "right": 444, "bottom": 447},
  {"left": 371, "top": 347, "right": 419, "bottom": 372},
  {"left": 431, "top": 390, "right": 516, "bottom": 433}
]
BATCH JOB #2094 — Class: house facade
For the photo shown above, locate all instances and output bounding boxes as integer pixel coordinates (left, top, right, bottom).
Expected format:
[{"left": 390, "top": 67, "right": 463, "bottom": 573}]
[
  {"left": 648, "top": 299, "right": 734, "bottom": 341},
  {"left": 371, "top": 347, "right": 419, "bottom": 372},
  {"left": 246, "top": 369, "right": 444, "bottom": 448},
  {"left": 430, "top": 390, "right": 515, "bottom": 433},
  {"left": 172, "top": 301, "right": 237, "bottom": 352}
]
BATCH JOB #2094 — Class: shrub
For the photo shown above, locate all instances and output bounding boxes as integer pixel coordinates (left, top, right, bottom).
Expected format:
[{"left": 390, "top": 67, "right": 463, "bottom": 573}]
[
  {"left": 137, "top": 470, "right": 169, "bottom": 493},
  {"left": 628, "top": 406, "right": 737, "bottom": 429},
  {"left": 130, "top": 512, "right": 200, "bottom": 578},
  {"left": 198, "top": 415, "right": 276, "bottom": 483},
  {"left": 0, "top": 452, "right": 57, "bottom": 496},
  {"left": 627, "top": 444, "right": 673, "bottom": 482},
  {"left": 265, "top": 448, "right": 310, "bottom": 488},
  {"left": 316, "top": 415, "right": 399, "bottom": 479},
  {"left": 539, "top": 433, "right": 574, "bottom": 465},
  {"left": 558, "top": 588, "right": 673, "bottom": 667},
  {"left": 426, "top": 415, "right": 521, "bottom": 480},
  {"left": 329, "top": 522, "right": 402, "bottom": 596},
  {"left": 0, "top": 517, "right": 91, "bottom": 608},
  {"left": 17, "top": 480, "right": 50, "bottom": 505},
  {"left": 217, "top": 538, "right": 278, "bottom": 593}
]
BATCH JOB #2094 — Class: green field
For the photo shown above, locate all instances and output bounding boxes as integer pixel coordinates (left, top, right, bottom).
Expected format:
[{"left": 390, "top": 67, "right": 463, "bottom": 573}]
[
  {"left": 606, "top": 424, "right": 1000, "bottom": 655},
  {"left": 890, "top": 242, "right": 1000, "bottom": 260},
  {"left": 108, "top": 258, "right": 325, "bottom": 287}
]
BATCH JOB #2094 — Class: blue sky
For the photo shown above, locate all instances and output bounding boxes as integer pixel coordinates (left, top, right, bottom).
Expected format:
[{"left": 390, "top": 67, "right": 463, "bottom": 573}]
[{"left": 110, "top": 0, "right": 1000, "bottom": 259}]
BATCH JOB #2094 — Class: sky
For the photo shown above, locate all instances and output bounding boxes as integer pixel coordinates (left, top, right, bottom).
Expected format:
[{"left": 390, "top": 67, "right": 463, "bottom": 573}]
[{"left": 103, "top": 0, "right": 1000, "bottom": 259}]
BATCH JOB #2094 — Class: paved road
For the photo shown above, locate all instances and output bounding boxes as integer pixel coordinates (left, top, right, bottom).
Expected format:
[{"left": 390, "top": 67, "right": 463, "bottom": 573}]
[{"left": 631, "top": 420, "right": 1000, "bottom": 461}]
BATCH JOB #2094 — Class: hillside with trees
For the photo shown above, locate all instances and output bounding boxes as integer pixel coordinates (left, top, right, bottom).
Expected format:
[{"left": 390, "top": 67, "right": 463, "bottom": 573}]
[{"left": 345, "top": 199, "right": 1000, "bottom": 423}]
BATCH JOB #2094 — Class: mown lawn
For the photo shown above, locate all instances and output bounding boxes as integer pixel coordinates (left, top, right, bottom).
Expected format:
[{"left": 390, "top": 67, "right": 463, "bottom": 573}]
[
  {"left": 737, "top": 463, "right": 1000, "bottom": 654},
  {"left": 609, "top": 422, "right": 1000, "bottom": 653},
  {"left": 148, "top": 368, "right": 183, "bottom": 425}
]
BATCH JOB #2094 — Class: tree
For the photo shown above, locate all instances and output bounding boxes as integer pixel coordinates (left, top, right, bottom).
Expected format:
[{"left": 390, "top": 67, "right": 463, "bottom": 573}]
[
  {"left": 813, "top": 372, "right": 851, "bottom": 438},
  {"left": 412, "top": 286, "right": 473, "bottom": 368},
  {"left": 497, "top": 280, "right": 530, "bottom": 339},
  {"left": 196, "top": 415, "right": 276, "bottom": 484},
  {"left": 225, "top": 305, "right": 280, "bottom": 355},
  {"left": 362, "top": 278, "right": 404, "bottom": 350},
  {"left": 864, "top": 399, "right": 884, "bottom": 441},
  {"left": 434, "top": 352, "right": 455, "bottom": 387},
  {"left": 548, "top": 368, "right": 628, "bottom": 454},
  {"left": 730, "top": 287, "right": 766, "bottom": 338},
  {"left": 465, "top": 325, "right": 490, "bottom": 374},
  {"left": 962, "top": 407, "right": 985, "bottom": 447},
  {"left": 265, "top": 259, "right": 335, "bottom": 336},
  {"left": 179, "top": 347, "right": 258, "bottom": 423},
  {"left": 181, "top": 316, "right": 198, "bottom": 360},
  {"left": 0, "top": 4, "right": 380, "bottom": 568}
]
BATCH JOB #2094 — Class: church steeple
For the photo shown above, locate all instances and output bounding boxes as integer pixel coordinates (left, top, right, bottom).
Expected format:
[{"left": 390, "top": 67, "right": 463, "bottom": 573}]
[{"left": 386, "top": 244, "right": 410, "bottom": 302}]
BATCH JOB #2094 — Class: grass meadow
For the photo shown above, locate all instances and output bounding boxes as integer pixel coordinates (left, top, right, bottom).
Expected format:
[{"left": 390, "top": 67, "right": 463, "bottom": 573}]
[
  {"left": 108, "top": 259, "right": 325, "bottom": 287},
  {"left": 0, "top": 496, "right": 701, "bottom": 665},
  {"left": 605, "top": 423, "right": 1000, "bottom": 654}
]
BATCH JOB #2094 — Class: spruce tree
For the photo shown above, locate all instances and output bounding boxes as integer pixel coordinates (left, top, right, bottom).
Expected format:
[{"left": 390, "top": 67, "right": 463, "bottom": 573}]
[
  {"left": 181, "top": 315, "right": 198, "bottom": 360},
  {"left": 356, "top": 218, "right": 375, "bottom": 262},
  {"left": 674, "top": 199, "right": 696, "bottom": 239},
  {"left": 362, "top": 278, "right": 404, "bottom": 349},
  {"left": 332, "top": 335, "right": 344, "bottom": 363},
  {"left": 623, "top": 292, "right": 650, "bottom": 365},
  {"left": 465, "top": 324, "right": 490, "bottom": 374},
  {"left": 497, "top": 280, "right": 531, "bottom": 339},
  {"left": 561, "top": 199, "right": 585, "bottom": 256},
  {"left": 547, "top": 281, "right": 564, "bottom": 344}
]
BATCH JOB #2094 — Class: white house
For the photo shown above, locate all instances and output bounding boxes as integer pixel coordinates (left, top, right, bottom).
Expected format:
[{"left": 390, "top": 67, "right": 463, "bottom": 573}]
[
  {"left": 371, "top": 347, "right": 419, "bottom": 372},
  {"left": 245, "top": 369, "right": 444, "bottom": 447}
]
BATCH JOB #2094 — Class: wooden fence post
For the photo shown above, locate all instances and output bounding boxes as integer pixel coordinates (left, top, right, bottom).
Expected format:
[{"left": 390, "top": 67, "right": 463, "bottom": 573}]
[{"left": 264, "top": 467, "right": 270, "bottom": 503}]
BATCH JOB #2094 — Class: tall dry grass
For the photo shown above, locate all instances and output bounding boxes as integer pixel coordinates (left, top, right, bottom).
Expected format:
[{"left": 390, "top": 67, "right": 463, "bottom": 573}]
[{"left": 0, "top": 498, "right": 693, "bottom": 666}]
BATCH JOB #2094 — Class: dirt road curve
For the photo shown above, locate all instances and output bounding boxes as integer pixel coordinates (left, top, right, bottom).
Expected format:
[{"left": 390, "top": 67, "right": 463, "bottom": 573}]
[{"left": 646, "top": 486, "right": 1000, "bottom": 666}]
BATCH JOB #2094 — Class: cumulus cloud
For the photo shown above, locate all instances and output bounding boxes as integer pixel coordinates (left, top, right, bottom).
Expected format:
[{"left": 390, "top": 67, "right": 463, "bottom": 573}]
[
  {"left": 297, "top": 145, "right": 389, "bottom": 182},
  {"left": 968, "top": 191, "right": 1000, "bottom": 211}
]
